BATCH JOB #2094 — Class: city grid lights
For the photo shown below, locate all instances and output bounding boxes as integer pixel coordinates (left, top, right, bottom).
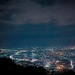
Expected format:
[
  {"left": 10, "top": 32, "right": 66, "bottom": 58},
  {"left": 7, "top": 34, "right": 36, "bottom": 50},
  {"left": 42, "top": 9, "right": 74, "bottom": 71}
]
[{"left": 0, "top": 47, "right": 75, "bottom": 72}]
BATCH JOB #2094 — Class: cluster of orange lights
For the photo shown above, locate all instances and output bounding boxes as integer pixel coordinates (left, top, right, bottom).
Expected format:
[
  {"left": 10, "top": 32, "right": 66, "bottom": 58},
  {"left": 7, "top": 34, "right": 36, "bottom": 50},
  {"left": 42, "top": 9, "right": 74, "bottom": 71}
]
[{"left": 56, "top": 65, "right": 64, "bottom": 71}]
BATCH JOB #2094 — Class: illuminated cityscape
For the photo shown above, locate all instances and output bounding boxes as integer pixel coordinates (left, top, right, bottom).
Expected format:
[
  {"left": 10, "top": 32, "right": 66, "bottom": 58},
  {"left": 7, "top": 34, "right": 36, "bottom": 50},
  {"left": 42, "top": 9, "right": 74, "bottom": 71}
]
[{"left": 0, "top": 46, "right": 75, "bottom": 72}]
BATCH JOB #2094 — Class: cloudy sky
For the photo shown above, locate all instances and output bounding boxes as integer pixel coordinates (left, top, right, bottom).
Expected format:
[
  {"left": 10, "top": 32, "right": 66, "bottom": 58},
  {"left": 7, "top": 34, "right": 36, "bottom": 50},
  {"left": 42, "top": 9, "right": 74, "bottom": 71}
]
[{"left": 0, "top": 0, "right": 75, "bottom": 48}]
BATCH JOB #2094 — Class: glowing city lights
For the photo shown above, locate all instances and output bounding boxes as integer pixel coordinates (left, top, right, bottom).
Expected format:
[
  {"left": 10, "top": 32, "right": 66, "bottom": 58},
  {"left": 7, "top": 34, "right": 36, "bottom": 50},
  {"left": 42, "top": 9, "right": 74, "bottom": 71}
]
[{"left": 0, "top": 47, "right": 75, "bottom": 72}]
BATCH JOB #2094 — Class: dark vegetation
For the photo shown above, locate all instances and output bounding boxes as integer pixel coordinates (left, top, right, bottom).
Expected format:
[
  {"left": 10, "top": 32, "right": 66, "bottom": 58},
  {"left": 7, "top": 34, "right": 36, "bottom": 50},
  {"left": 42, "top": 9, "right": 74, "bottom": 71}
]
[{"left": 0, "top": 57, "right": 75, "bottom": 75}]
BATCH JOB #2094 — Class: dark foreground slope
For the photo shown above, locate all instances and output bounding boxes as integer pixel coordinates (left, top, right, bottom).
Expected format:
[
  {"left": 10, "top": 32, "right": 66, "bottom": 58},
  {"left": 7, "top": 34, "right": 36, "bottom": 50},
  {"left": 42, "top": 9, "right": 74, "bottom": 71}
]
[
  {"left": 0, "top": 57, "right": 47, "bottom": 75},
  {"left": 0, "top": 57, "right": 75, "bottom": 75}
]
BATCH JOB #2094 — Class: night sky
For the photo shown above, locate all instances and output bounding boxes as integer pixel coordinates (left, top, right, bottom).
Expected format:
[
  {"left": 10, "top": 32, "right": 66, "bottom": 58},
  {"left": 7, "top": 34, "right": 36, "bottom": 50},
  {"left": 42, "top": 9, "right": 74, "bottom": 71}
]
[{"left": 0, "top": 0, "right": 75, "bottom": 48}]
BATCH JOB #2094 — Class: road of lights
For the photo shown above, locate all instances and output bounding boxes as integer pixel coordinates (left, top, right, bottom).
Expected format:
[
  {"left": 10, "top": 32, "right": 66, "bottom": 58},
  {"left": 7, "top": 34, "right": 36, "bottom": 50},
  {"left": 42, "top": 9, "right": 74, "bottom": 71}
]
[{"left": 71, "top": 60, "right": 73, "bottom": 69}]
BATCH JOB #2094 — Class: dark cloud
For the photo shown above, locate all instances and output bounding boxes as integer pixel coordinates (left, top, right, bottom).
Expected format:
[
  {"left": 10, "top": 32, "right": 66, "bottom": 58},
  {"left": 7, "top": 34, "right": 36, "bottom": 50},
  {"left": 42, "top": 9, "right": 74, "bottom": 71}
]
[
  {"left": 0, "top": 0, "right": 75, "bottom": 26},
  {"left": 31, "top": 0, "right": 54, "bottom": 5},
  {"left": 31, "top": 0, "right": 75, "bottom": 5},
  {"left": 0, "top": 0, "right": 14, "bottom": 22},
  {"left": 0, "top": 0, "right": 9, "bottom": 5}
]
